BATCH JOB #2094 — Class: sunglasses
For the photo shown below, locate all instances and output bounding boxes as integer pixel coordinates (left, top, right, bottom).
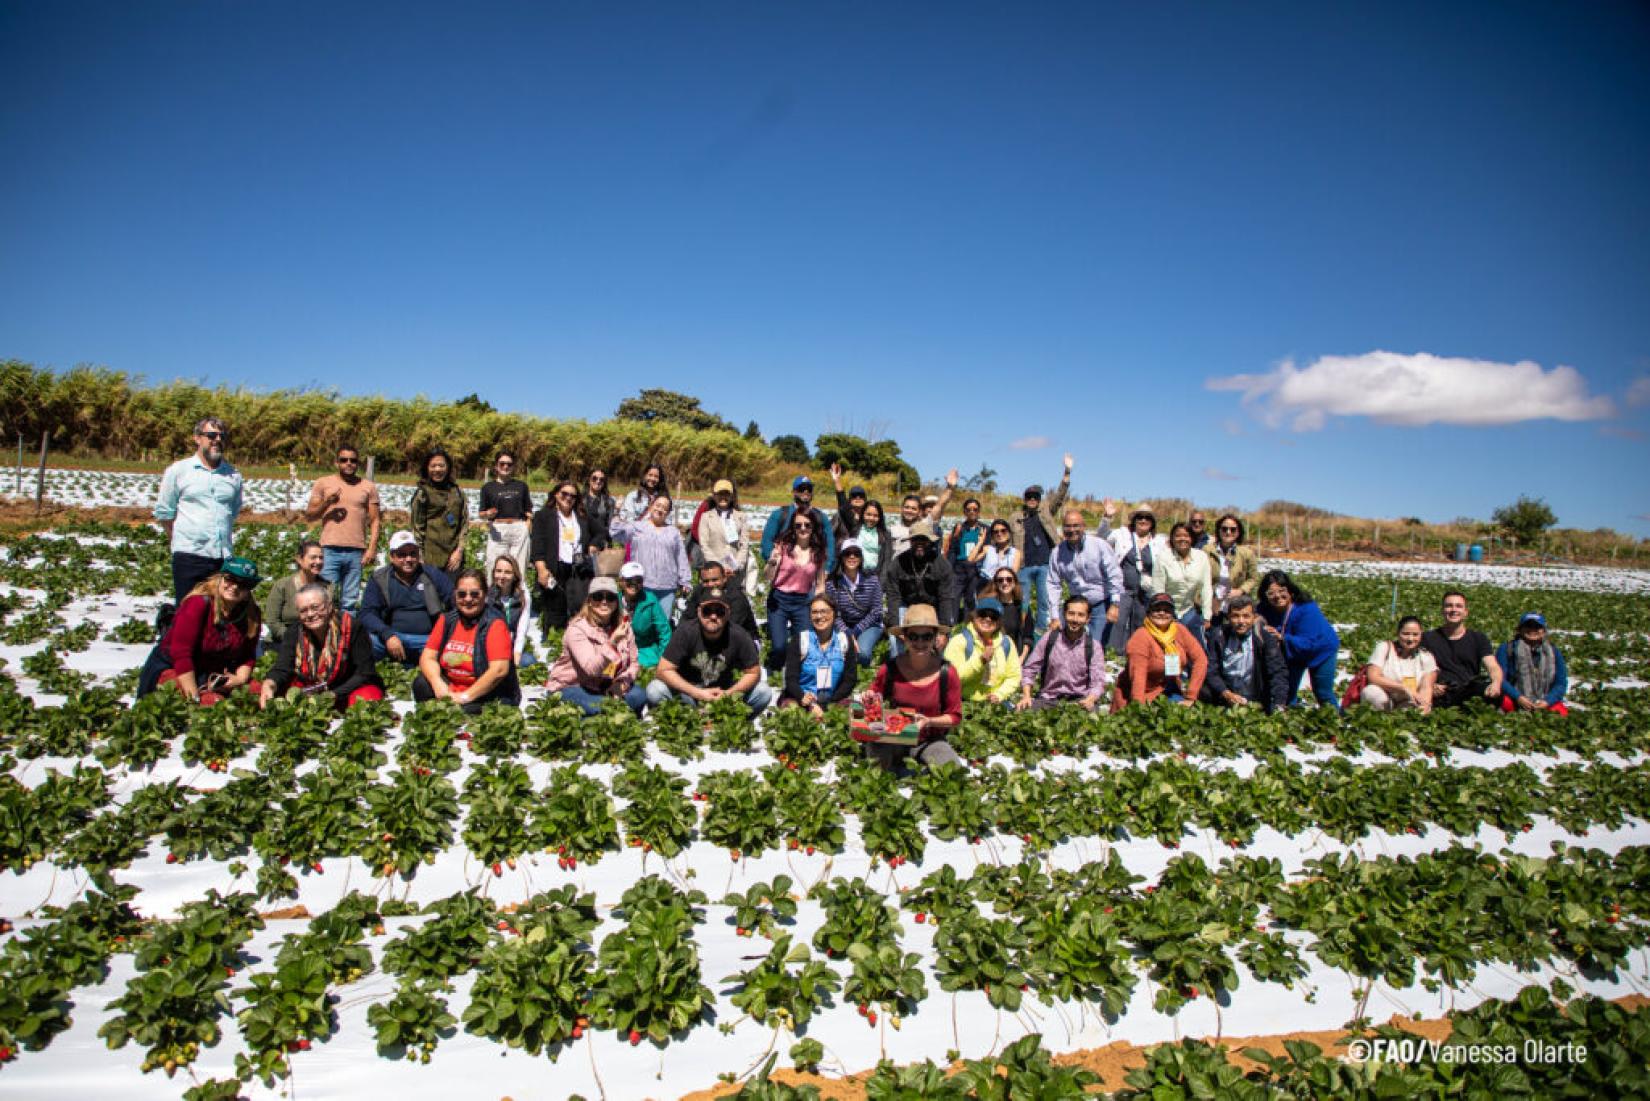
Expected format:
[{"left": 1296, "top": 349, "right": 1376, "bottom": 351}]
[
  {"left": 589, "top": 593, "right": 618, "bottom": 604},
  {"left": 1190, "top": 519, "right": 1206, "bottom": 526},
  {"left": 220, "top": 575, "right": 251, "bottom": 590},
  {"left": 904, "top": 630, "right": 936, "bottom": 642},
  {"left": 699, "top": 606, "right": 728, "bottom": 618},
  {"left": 199, "top": 431, "right": 225, "bottom": 441},
  {"left": 497, "top": 461, "right": 514, "bottom": 468},
  {"left": 337, "top": 456, "right": 358, "bottom": 464},
  {"left": 455, "top": 589, "right": 485, "bottom": 600},
  {"left": 556, "top": 491, "right": 575, "bottom": 500},
  {"left": 996, "top": 576, "right": 1014, "bottom": 584},
  {"left": 1218, "top": 525, "right": 1238, "bottom": 532},
  {"left": 975, "top": 612, "right": 1001, "bottom": 622}
]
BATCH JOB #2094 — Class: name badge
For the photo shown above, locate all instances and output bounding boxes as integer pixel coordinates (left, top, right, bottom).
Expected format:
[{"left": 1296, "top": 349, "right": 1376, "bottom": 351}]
[
  {"left": 815, "top": 667, "right": 833, "bottom": 692},
  {"left": 1163, "top": 653, "right": 1181, "bottom": 678}
]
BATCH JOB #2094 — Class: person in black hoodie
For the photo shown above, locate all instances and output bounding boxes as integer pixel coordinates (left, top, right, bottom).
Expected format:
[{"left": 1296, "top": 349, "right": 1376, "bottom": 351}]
[
  {"left": 883, "top": 520, "right": 958, "bottom": 656},
  {"left": 1198, "top": 595, "right": 1289, "bottom": 712}
]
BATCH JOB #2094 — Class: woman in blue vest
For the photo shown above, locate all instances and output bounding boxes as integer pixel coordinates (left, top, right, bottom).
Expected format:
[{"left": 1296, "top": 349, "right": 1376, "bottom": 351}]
[{"left": 781, "top": 594, "right": 857, "bottom": 718}]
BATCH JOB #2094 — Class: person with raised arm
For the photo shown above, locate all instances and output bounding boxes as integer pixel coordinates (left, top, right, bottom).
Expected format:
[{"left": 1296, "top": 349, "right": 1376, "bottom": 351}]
[{"left": 1007, "top": 454, "right": 1073, "bottom": 637}]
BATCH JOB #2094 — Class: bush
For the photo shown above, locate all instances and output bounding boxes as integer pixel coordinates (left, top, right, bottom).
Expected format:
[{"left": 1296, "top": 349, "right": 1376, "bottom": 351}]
[{"left": 1492, "top": 496, "right": 1558, "bottom": 544}]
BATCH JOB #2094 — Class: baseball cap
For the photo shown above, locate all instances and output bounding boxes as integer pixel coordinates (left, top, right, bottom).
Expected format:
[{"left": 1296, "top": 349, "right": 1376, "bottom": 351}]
[
  {"left": 221, "top": 556, "right": 261, "bottom": 585},
  {"left": 848, "top": 485, "right": 867, "bottom": 500},
  {"left": 619, "top": 562, "right": 645, "bottom": 580},
  {"left": 588, "top": 576, "right": 619, "bottom": 597},
  {"left": 1519, "top": 612, "right": 1546, "bottom": 628},
  {"left": 1024, "top": 485, "right": 1044, "bottom": 499},
  {"left": 388, "top": 531, "right": 419, "bottom": 553},
  {"left": 713, "top": 479, "right": 734, "bottom": 494},
  {"left": 792, "top": 475, "right": 814, "bottom": 490},
  {"left": 838, "top": 539, "right": 863, "bottom": 557},
  {"left": 1147, "top": 592, "right": 1176, "bottom": 612},
  {"left": 974, "top": 597, "right": 1004, "bottom": 616}
]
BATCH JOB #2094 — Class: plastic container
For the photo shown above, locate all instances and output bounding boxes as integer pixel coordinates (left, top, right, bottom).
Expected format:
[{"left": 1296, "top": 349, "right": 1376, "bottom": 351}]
[
  {"left": 1469, "top": 544, "right": 1484, "bottom": 563},
  {"left": 1454, "top": 543, "right": 1469, "bottom": 562}
]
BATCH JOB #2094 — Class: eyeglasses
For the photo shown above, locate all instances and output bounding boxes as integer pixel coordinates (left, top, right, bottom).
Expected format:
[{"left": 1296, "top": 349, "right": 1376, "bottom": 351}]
[
  {"left": 455, "top": 589, "right": 485, "bottom": 600},
  {"left": 297, "top": 605, "right": 330, "bottom": 619},
  {"left": 794, "top": 522, "right": 812, "bottom": 530},
  {"left": 1190, "top": 519, "right": 1206, "bottom": 526},
  {"left": 589, "top": 593, "right": 618, "bottom": 604},
  {"left": 996, "top": 577, "right": 1014, "bottom": 585},
  {"left": 904, "top": 630, "right": 936, "bottom": 642},
  {"left": 199, "top": 431, "right": 225, "bottom": 441},
  {"left": 337, "top": 456, "right": 358, "bottom": 465},
  {"left": 497, "top": 460, "right": 514, "bottom": 468},
  {"left": 556, "top": 491, "right": 575, "bottom": 501},
  {"left": 1218, "top": 525, "right": 1238, "bottom": 533},
  {"left": 699, "top": 606, "right": 728, "bottom": 619}
]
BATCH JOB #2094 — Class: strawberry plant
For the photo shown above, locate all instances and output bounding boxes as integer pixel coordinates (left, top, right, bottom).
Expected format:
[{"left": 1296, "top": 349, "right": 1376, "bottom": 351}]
[
  {"left": 94, "top": 688, "right": 188, "bottom": 770},
  {"left": 580, "top": 699, "right": 647, "bottom": 764},
  {"left": 933, "top": 910, "right": 1030, "bottom": 1011},
  {"left": 1020, "top": 893, "right": 1137, "bottom": 1015},
  {"left": 724, "top": 933, "right": 840, "bottom": 1031},
  {"left": 0, "top": 765, "right": 107, "bottom": 873},
  {"left": 363, "top": 767, "right": 460, "bottom": 878},
  {"left": 650, "top": 698, "right": 706, "bottom": 760},
  {"left": 615, "top": 763, "right": 697, "bottom": 858},
  {"left": 251, "top": 691, "right": 332, "bottom": 776},
  {"left": 397, "top": 700, "right": 466, "bottom": 774},
  {"left": 525, "top": 697, "right": 585, "bottom": 761},
  {"left": 982, "top": 766, "right": 1065, "bottom": 850},
  {"left": 589, "top": 890, "right": 714, "bottom": 1046},
  {"left": 181, "top": 699, "right": 258, "bottom": 772},
  {"left": 772, "top": 765, "right": 845, "bottom": 854},
  {"left": 701, "top": 770, "right": 780, "bottom": 858},
  {"left": 60, "top": 780, "right": 188, "bottom": 873},
  {"left": 511, "top": 885, "right": 601, "bottom": 944},
  {"left": 706, "top": 692, "right": 757, "bottom": 752},
  {"left": 162, "top": 773, "right": 279, "bottom": 863},
  {"left": 722, "top": 876, "right": 798, "bottom": 939},
  {"left": 461, "top": 761, "right": 536, "bottom": 871},
  {"left": 842, "top": 941, "right": 927, "bottom": 1027},
  {"left": 322, "top": 697, "right": 394, "bottom": 769},
  {"left": 367, "top": 983, "right": 456, "bottom": 1063},
  {"left": 531, "top": 766, "right": 619, "bottom": 865},
  {"left": 22, "top": 645, "right": 90, "bottom": 696},
  {"left": 110, "top": 617, "right": 157, "bottom": 644},
  {"left": 465, "top": 702, "right": 526, "bottom": 759},
  {"left": 763, "top": 704, "right": 856, "bottom": 769},
  {"left": 382, "top": 890, "right": 496, "bottom": 982},
  {"left": 233, "top": 951, "right": 340, "bottom": 1086},
  {"left": 954, "top": 1033, "right": 1100, "bottom": 1099},
  {"left": 859, "top": 791, "right": 925, "bottom": 867},
  {"left": 910, "top": 762, "right": 991, "bottom": 843},
  {"left": 810, "top": 878, "right": 898, "bottom": 961},
  {"left": 734, "top": 1052, "right": 823, "bottom": 1100},
  {"left": 463, "top": 932, "right": 594, "bottom": 1057},
  {"left": 256, "top": 764, "right": 369, "bottom": 870}
]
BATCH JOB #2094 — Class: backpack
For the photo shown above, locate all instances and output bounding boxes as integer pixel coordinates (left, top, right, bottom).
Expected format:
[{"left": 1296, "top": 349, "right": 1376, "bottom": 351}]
[
  {"left": 877, "top": 660, "right": 957, "bottom": 730},
  {"left": 954, "top": 625, "right": 1018, "bottom": 665},
  {"left": 1033, "top": 629, "right": 1095, "bottom": 695},
  {"left": 374, "top": 565, "right": 444, "bottom": 622}
]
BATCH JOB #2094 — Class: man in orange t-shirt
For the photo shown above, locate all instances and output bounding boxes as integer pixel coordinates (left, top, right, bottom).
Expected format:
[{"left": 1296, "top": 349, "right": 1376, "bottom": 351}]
[
  {"left": 413, "top": 570, "right": 520, "bottom": 714},
  {"left": 305, "top": 445, "right": 382, "bottom": 612}
]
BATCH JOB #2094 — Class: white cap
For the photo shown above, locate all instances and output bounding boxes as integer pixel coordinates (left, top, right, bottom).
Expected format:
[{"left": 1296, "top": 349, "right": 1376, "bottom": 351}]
[
  {"left": 619, "top": 561, "right": 645, "bottom": 579},
  {"left": 388, "top": 530, "right": 419, "bottom": 553}
]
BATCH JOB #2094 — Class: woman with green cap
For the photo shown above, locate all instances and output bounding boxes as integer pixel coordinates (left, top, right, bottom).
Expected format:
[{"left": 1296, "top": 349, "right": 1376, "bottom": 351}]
[{"left": 137, "top": 556, "right": 264, "bottom": 704}]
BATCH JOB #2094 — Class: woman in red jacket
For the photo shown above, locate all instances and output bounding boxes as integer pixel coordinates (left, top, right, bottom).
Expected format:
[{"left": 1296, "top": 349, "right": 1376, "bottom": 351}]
[{"left": 137, "top": 557, "right": 263, "bottom": 704}]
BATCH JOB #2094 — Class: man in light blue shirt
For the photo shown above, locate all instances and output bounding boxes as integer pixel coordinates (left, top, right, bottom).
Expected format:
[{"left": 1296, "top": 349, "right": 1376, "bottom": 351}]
[
  {"left": 1043, "top": 509, "right": 1123, "bottom": 643},
  {"left": 153, "top": 417, "right": 244, "bottom": 601}
]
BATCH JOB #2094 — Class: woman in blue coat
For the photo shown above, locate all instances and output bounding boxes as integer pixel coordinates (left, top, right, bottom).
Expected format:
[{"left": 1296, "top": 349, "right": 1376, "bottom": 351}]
[{"left": 1257, "top": 569, "right": 1340, "bottom": 709}]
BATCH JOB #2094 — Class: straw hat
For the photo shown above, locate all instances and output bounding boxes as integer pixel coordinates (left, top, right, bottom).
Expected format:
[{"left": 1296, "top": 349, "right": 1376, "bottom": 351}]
[{"left": 889, "top": 604, "right": 943, "bottom": 638}]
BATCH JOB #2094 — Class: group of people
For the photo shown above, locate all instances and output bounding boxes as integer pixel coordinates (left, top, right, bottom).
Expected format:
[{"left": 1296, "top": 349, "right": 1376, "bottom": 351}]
[{"left": 140, "top": 418, "right": 1571, "bottom": 770}]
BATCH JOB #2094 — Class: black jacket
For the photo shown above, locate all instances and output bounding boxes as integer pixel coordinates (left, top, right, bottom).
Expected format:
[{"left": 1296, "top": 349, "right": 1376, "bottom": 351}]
[
  {"left": 884, "top": 548, "right": 959, "bottom": 628},
  {"left": 266, "top": 612, "right": 383, "bottom": 708},
  {"left": 1200, "top": 622, "right": 1290, "bottom": 712},
  {"left": 529, "top": 507, "right": 593, "bottom": 579},
  {"left": 681, "top": 583, "right": 760, "bottom": 640}
]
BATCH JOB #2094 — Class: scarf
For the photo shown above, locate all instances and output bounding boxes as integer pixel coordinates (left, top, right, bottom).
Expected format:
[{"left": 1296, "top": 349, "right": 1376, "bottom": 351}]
[
  {"left": 296, "top": 614, "right": 350, "bottom": 687},
  {"left": 1145, "top": 617, "right": 1181, "bottom": 658},
  {"left": 1511, "top": 638, "right": 1557, "bottom": 700}
]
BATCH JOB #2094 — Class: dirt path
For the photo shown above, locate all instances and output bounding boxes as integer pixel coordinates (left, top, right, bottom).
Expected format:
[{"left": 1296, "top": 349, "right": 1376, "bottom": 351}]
[{"left": 675, "top": 995, "right": 1649, "bottom": 1099}]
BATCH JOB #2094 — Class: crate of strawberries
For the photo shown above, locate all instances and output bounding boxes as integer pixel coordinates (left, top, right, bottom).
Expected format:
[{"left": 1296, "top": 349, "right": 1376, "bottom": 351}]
[{"left": 849, "top": 693, "right": 923, "bottom": 747}]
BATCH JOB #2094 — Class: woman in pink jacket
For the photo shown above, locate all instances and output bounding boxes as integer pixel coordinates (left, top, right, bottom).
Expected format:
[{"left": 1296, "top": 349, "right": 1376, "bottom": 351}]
[{"left": 545, "top": 577, "right": 647, "bottom": 715}]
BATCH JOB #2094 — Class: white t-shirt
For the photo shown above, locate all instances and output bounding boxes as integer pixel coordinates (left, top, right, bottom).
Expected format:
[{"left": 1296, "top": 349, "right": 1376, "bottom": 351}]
[
  {"left": 1368, "top": 641, "right": 1437, "bottom": 694},
  {"left": 558, "top": 511, "right": 581, "bottom": 565}
]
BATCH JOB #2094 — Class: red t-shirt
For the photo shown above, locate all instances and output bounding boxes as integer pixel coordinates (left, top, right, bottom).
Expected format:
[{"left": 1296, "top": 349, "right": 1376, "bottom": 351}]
[
  {"left": 423, "top": 617, "right": 512, "bottom": 691},
  {"left": 870, "top": 662, "right": 962, "bottom": 730}
]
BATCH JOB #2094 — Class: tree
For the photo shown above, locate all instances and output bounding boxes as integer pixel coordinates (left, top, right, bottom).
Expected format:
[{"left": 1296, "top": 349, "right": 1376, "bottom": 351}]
[
  {"left": 770, "top": 434, "right": 811, "bottom": 464},
  {"left": 744, "top": 420, "right": 763, "bottom": 441},
  {"left": 962, "top": 463, "right": 998, "bottom": 493},
  {"left": 453, "top": 393, "right": 496, "bottom": 414},
  {"left": 615, "top": 389, "right": 739, "bottom": 434},
  {"left": 1492, "top": 496, "right": 1558, "bottom": 544}
]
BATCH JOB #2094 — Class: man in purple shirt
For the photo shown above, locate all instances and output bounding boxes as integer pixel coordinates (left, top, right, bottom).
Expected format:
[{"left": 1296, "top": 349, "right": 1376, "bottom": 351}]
[{"left": 1017, "top": 595, "right": 1109, "bottom": 711}]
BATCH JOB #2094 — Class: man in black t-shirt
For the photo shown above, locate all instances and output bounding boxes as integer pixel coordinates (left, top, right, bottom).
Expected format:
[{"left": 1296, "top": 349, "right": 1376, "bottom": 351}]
[
  {"left": 644, "top": 594, "right": 775, "bottom": 715},
  {"left": 479, "top": 450, "right": 534, "bottom": 585},
  {"left": 1421, "top": 591, "right": 1503, "bottom": 708}
]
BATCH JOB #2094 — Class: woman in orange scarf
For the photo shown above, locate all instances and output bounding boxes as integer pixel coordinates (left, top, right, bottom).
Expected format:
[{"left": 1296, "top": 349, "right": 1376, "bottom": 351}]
[{"left": 1114, "top": 592, "right": 1207, "bottom": 709}]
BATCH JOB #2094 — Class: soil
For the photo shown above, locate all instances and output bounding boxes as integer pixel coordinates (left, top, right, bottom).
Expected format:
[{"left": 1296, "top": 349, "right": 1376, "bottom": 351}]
[
  {"left": 675, "top": 995, "right": 1647, "bottom": 1099},
  {"left": 257, "top": 905, "right": 313, "bottom": 921}
]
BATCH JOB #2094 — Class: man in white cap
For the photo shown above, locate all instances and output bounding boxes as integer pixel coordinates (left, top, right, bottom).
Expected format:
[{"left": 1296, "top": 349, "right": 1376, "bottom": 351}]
[{"left": 358, "top": 530, "right": 455, "bottom": 664}]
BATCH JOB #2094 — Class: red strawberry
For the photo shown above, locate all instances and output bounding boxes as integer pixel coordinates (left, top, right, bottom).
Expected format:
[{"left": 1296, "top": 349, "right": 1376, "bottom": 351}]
[
  {"left": 297, "top": 1038, "right": 311, "bottom": 1051},
  {"left": 914, "top": 912, "right": 926, "bottom": 924},
  {"left": 165, "top": 853, "right": 178, "bottom": 864},
  {"left": 312, "top": 862, "right": 324, "bottom": 874},
  {"left": 628, "top": 1029, "right": 642, "bottom": 1046},
  {"left": 492, "top": 863, "right": 503, "bottom": 877},
  {"left": 805, "top": 845, "right": 816, "bottom": 855}
]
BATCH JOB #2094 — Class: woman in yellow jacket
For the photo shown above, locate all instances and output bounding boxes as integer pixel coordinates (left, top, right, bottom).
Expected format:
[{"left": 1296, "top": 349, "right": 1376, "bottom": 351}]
[{"left": 942, "top": 598, "right": 1023, "bottom": 705}]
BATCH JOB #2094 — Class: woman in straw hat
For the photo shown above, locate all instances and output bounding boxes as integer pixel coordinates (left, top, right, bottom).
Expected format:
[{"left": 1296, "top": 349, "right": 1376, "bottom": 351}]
[{"left": 860, "top": 604, "right": 965, "bottom": 771}]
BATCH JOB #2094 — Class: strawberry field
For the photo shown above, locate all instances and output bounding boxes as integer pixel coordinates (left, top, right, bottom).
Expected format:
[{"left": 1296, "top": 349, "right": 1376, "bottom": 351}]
[{"left": 2, "top": 518, "right": 1648, "bottom": 1099}]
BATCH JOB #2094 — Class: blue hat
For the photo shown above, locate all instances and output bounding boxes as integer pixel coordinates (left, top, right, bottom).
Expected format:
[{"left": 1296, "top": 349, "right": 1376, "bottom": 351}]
[
  {"left": 974, "top": 597, "right": 1004, "bottom": 616},
  {"left": 792, "top": 475, "right": 813, "bottom": 490},
  {"left": 1519, "top": 612, "right": 1546, "bottom": 628},
  {"left": 848, "top": 485, "right": 867, "bottom": 499}
]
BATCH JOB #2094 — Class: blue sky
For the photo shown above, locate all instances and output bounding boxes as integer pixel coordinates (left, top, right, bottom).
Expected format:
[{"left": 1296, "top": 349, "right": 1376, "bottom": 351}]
[{"left": 3, "top": 2, "right": 1649, "bottom": 532}]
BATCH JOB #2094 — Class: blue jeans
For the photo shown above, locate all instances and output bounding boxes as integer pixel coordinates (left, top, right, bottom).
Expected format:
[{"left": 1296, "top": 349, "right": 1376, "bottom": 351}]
[
  {"left": 322, "top": 546, "right": 365, "bottom": 611},
  {"left": 1019, "top": 565, "right": 1051, "bottom": 634},
  {"left": 1289, "top": 651, "right": 1340, "bottom": 709},
  {"left": 852, "top": 625, "right": 883, "bottom": 666},
  {"left": 370, "top": 631, "right": 429, "bottom": 666},
  {"left": 645, "top": 678, "right": 775, "bottom": 716},
  {"left": 649, "top": 587, "right": 677, "bottom": 623},
  {"left": 1178, "top": 608, "right": 1206, "bottom": 650},
  {"left": 766, "top": 590, "right": 812, "bottom": 669},
  {"left": 556, "top": 683, "right": 648, "bottom": 716}
]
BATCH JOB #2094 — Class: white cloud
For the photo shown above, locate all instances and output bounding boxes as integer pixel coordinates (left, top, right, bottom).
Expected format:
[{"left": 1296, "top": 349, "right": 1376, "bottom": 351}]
[
  {"left": 1009, "top": 435, "right": 1051, "bottom": 451},
  {"left": 1627, "top": 376, "right": 1650, "bottom": 408},
  {"left": 1202, "top": 466, "right": 1243, "bottom": 481},
  {"left": 1207, "top": 351, "right": 1616, "bottom": 431}
]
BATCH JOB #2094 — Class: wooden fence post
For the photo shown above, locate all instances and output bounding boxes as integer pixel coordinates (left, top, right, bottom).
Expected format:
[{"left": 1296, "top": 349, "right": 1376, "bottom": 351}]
[{"left": 34, "top": 433, "right": 49, "bottom": 513}]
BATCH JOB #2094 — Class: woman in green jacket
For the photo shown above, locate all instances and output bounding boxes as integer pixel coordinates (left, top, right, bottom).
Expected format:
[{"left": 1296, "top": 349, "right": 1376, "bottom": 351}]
[
  {"left": 619, "top": 562, "right": 671, "bottom": 668},
  {"left": 408, "top": 447, "right": 469, "bottom": 579}
]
